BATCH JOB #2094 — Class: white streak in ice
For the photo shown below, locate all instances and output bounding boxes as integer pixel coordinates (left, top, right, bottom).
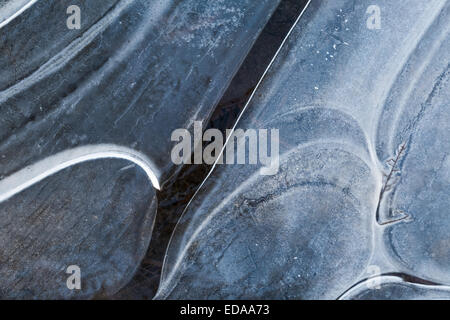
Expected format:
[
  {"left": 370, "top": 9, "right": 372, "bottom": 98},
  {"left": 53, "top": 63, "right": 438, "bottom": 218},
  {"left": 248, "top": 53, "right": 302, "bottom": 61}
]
[
  {"left": 0, "top": 144, "right": 161, "bottom": 203},
  {"left": 0, "top": 0, "right": 39, "bottom": 29}
]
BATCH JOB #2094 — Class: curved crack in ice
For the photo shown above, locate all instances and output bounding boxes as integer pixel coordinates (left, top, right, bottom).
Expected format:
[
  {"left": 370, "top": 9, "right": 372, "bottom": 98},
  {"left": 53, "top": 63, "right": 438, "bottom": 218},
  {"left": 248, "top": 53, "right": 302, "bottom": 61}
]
[
  {"left": 386, "top": 24, "right": 450, "bottom": 155},
  {"left": 0, "top": 0, "right": 133, "bottom": 103},
  {"left": 156, "top": 139, "right": 375, "bottom": 298},
  {"left": 338, "top": 274, "right": 448, "bottom": 300},
  {"left": 0, "top": 0, "right": 38, "bottom": 29},
  {"left": 0, "top": 144, "right": 161, "bottom": 204},
  {"left": 156, "top": 0, "right": 315, "bottom": 298}
]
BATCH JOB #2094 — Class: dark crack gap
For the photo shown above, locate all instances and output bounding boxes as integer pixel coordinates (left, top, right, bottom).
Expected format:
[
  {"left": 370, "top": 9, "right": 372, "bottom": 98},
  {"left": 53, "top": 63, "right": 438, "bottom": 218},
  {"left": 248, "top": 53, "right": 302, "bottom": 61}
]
[{"left": 112, "top": 0, "right": 310, "bottom": 300}]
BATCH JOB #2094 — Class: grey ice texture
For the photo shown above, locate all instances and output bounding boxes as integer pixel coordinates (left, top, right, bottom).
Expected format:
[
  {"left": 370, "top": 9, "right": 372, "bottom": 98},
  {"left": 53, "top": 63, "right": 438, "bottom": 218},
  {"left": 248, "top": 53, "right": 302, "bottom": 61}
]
[
  {"left": 0, "top": 0, "right": 279, "bottom": 298},
  {"left": 157, "top": 0, "right": 450, "bottom": 299},
  {"left": 341, "top": 276, "right": 450, "bottom": 300}
]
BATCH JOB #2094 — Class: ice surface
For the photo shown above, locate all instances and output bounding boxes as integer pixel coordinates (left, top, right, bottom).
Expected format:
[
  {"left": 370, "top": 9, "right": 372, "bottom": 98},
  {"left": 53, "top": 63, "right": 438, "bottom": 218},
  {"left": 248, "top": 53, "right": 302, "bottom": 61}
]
[
  {"left": 340, "top": 276, "right": 450, "bottom": 300},
  {"left": 0, "top": 0, "right": 280, "bottom": 298},
  {"left": 0, "top": 159, "right": 156, "bottom": 299},
  {"left": 157, "top": 0, "right": 450, "bottom": 299},
  {"left": 0, "top": 0, "right": 280, "bottom": 182}
]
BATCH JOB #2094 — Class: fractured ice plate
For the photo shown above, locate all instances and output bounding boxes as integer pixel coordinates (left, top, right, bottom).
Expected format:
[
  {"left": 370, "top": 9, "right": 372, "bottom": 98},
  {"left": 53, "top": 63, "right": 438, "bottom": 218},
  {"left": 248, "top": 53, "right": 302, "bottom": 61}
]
[
  {"left": 0, "top": 159, "right": 156, "bottom": 299},
  {"left": 340, "top": 276, "right": 450, "bottom": 300},
  {"left": 156, "top": 0, "right": 450, "bottom": 299},
  {"left": 0, "top": 0, "right": 280, "bottom": 298}
]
